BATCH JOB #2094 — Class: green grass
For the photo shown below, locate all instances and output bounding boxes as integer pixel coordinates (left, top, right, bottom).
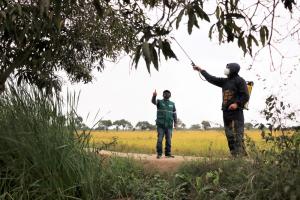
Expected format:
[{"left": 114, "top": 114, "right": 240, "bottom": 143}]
[
  {"left": 1, "top": 84, "right": 299, "bottom": 200},
  {"left": 0, "top": 85, "right": 105, "bottom": 199}
]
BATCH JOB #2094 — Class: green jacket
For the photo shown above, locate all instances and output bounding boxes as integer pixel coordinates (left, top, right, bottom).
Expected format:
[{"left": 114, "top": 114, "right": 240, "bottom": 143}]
[{"left": 155, "top": 99, "right": 176, "bottom": 128}]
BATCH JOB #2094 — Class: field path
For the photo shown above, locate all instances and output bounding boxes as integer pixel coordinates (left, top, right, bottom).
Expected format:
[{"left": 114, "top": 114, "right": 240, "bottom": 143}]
[{"left": 99, "top": 150, "right": 217, "bottom": 173}]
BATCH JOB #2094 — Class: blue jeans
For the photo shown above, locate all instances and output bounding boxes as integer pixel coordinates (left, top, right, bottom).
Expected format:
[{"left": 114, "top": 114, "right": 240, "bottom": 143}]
[{"left": 156, "top": 127, "right": 173, "bottom": 156}]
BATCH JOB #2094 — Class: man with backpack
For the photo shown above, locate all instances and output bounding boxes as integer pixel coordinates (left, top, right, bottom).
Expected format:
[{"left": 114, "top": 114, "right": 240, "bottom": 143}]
[
  {"left": 193, "top": 63, "right": 249, "bottom": 157},
  {"left": 152, "top": 90, "right": 177, "bottom": 159}
]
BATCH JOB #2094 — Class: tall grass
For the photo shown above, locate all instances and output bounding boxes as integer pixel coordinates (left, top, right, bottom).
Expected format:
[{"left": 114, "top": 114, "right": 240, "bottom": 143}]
[
  {"left": 0, "top": 85, "right": 103, "bottom": 199},
  {"left": 0, "top": 85, "right": 188, "bottom": 200}
]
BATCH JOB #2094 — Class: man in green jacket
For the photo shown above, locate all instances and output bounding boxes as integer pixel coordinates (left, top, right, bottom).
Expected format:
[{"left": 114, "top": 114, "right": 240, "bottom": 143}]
[{"left": 152, "top": 90, "right": 177, "bottom": 159}]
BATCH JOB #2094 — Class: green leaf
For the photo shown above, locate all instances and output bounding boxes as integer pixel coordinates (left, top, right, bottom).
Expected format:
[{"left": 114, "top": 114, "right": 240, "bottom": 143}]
[
  {"left": 176, "top": 9, "right": 185, "bottom": 29},
  {"left": 247, "top": 35, "right": 252, "bottom": 55},
  {"left": 218, "top": 28, "right": 223, "bottom": 44},
  {"left": 202, "top": 12, "right": 210, "bottom": 22},
  {"left": 194, "top": 4, "right": 210, "bottom": 22},
  {"left": 142, "top": 42, "right": 152, "bottom": 73},
  {"left": 260, "top": 27, "right": 266, "bottom": 46},
  {"left": 133, "top": 45, "right": 142, "bottom": 69},
  {"left": 150, "top": 44, "right": 159, "bottom": 71},
  {"left": 158, "top": 38, "right": 163, "bottom": 59},
  {"left": 187, "top": 7, "right": 195, "bottom": 34},
  {"left": 238, "top": 36, "right": 247, "bottom": 55},
  {"left": 263, "top": 26, "right": 269, "bottom": 40},
  {"left": 216, "top": 6, "right": 221, "bottom": 19},
  {"left": 142, "top": 42, "right": 151, "bottom": 59},
  {"left": 193, "top": 17, "right": 199, "bottom": 28},
  {"left": 250, "top": 34, "right": 259, "bottom": 46},
  {"left": 209, "top": 24, "right": 215, "bottom": 40},
  {"left": 161, "top": 40, "right": 178, "bottom": 60}
]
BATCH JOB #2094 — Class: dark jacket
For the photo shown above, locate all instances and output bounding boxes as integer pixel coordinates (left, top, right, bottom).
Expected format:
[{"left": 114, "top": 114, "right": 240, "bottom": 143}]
[{"left": 200, "top": 63, "right": 249, "bottom": 111}]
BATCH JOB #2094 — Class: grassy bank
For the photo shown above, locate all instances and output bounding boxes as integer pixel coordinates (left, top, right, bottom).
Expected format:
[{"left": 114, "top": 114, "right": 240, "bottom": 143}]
[{"left": 1, "top": 85, "right": 299, "bottom": 199}]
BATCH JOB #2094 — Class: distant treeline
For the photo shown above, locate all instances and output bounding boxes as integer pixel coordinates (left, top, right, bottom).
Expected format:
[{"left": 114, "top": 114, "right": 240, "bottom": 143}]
[{"left": 75, "top": 117, "right": 262, "bottom": 131}]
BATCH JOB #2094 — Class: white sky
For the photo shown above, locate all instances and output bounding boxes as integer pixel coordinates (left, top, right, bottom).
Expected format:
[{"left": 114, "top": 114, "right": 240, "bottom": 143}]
[{"left": 62, "top": 8, "right": 300, "bottom": 128}]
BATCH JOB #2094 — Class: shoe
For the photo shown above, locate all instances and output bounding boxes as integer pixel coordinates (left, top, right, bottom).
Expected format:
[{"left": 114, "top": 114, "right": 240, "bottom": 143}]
[
  {"left": 156, "top": 155, "right": 162, "bottom": 159},
  {"left": 165, "top": 155, "right": 175, "bottom": 158}
]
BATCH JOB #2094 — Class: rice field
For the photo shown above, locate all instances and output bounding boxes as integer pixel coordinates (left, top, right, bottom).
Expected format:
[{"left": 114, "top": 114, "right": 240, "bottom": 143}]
[{"left": 90, "top": 129, "right": 266, "bottom": 157}]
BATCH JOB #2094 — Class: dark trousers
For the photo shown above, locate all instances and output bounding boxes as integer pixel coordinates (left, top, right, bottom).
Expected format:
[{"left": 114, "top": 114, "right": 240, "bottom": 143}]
[
  {"left": 156, "top": 127, "right": 173, "bottom": 156},
  {"left": 223, "top": 110, "right": 247, "bottom": 156}
]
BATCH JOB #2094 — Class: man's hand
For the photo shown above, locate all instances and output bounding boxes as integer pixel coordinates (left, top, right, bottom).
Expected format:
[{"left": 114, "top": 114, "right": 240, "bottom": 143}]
[
  {"left": 228, "top": 103, "right": 238, "bottom": 110},
  {"left": 153, "top": 89, "right": 157, "bottom": 96},
  {"left": 174, "top": 123, "right": 177, "bottom": 129},
  {"left": 193, "top": 65, "right": 202, "bottom": 72}
]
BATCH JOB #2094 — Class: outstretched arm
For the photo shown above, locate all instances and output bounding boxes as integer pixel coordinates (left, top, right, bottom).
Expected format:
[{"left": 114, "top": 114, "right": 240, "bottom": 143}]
[{"left": 193, "top": 65, "right": 226, "bottom": 87}]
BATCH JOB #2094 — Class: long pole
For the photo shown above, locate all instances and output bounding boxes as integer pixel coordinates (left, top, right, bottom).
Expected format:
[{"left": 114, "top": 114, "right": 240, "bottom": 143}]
[
  {"left": 171, "top": 37, "right": 195, "bottom": 66},
  {"left": 171, "top": 37, "right": 206, "bottom": 81}
]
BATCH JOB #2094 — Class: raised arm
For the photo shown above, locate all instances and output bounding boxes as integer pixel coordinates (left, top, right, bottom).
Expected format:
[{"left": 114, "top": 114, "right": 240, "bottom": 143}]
[
  {"left": 151, "top": 90, "right": 157, "bottom": 105},
  {"left": 193, "top": 65, "right": 226, "bottom": 87}
]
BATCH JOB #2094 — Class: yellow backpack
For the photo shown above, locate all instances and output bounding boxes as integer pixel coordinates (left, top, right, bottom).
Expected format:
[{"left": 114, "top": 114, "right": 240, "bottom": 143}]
[{"left": 244, "top": 81, "right": 254, "bottom": 110}]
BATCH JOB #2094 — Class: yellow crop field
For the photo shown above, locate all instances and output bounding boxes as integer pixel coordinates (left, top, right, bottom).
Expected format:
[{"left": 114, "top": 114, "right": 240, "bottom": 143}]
[{"left": 90, "top": 130, "right": 266, "bottom": 157}]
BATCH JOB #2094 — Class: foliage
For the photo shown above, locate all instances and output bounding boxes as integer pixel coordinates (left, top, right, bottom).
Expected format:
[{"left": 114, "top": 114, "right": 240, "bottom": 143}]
[
  {"left": 74, "top": 116, "right": 90, "bottom": 130},
  {"left": 1, "top": 84, "right": 299, "bottom": 199},
  {"left": 244, "top": 122, "right": 254, "bottom": 130},
  {"left": 135, "top": 121, "right": 156, "bottom": 130},
  {"left": 1, "top": 0, "right": 298, "bottom": 93},
  {"left": 190, "top": 124, "right": 202, "bottom": 130},
  {"left": 176, "top": 118, "right": 186, "bottom": 130},
  {"left": 97, "top": 119, "right": 113, "bottom": 130},
  {"left": 113, "top": 119, "right": 133, "bottom": 130},
  {"left": 201, "top": 121, "right": 211, "bottom": 130},
  {"left": 0, "top": 84, "right": 104, "bottom": 199}
]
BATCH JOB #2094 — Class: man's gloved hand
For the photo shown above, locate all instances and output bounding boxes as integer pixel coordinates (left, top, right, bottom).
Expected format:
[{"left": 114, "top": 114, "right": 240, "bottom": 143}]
[{"left": 193, "top": 65, "right": 202, "bottom": 72}]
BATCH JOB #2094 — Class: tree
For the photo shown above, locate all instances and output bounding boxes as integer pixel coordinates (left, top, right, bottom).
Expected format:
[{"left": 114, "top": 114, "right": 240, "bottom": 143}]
[
  {"left": 176, "top": 118, "right": 186, "bottom": 130},
  {"left": 201, "top": 121, "right": 211, "bottom": 130},
  {"left": 97, "top": 120, "right": 112, "bottom": 130},
  {"left": 135, "top": 121, "right": 155, "bottom": 130},
  {"left": 1, "top": 1, "right": 297, "bottom": 94},
  {"left": 190, "top": 124, "right": 202, "bottom": 130},
  {"left": 74, "top": 116, "right": 89, "bottom": 130},
  {"left": 244, "top": 122, "right": 254, "bottom": 130},
  {"left": 113, "top": 119, "right": 133, "bottom": 130}
]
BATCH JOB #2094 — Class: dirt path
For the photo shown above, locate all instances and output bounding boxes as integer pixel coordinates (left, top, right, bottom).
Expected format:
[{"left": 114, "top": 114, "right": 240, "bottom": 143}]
[{"left": 99, "top": 150, "right": 210, "bottom": 173}]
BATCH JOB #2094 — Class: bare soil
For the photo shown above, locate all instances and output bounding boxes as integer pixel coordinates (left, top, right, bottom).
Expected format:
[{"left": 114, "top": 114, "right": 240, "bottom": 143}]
[{"left": 99, "top": 150, "right": 208, "bottom": 173}]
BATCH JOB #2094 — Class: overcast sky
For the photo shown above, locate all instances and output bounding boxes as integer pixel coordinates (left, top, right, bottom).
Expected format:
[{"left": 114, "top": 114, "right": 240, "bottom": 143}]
[{"left": 62, "top": 9, "right": 300, "bottom": 128}]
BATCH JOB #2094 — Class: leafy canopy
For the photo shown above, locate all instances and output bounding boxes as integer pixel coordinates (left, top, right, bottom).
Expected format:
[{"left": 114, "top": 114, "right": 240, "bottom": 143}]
[{"left": 0, "top": 0, "right": 297, "bottom": 93}]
